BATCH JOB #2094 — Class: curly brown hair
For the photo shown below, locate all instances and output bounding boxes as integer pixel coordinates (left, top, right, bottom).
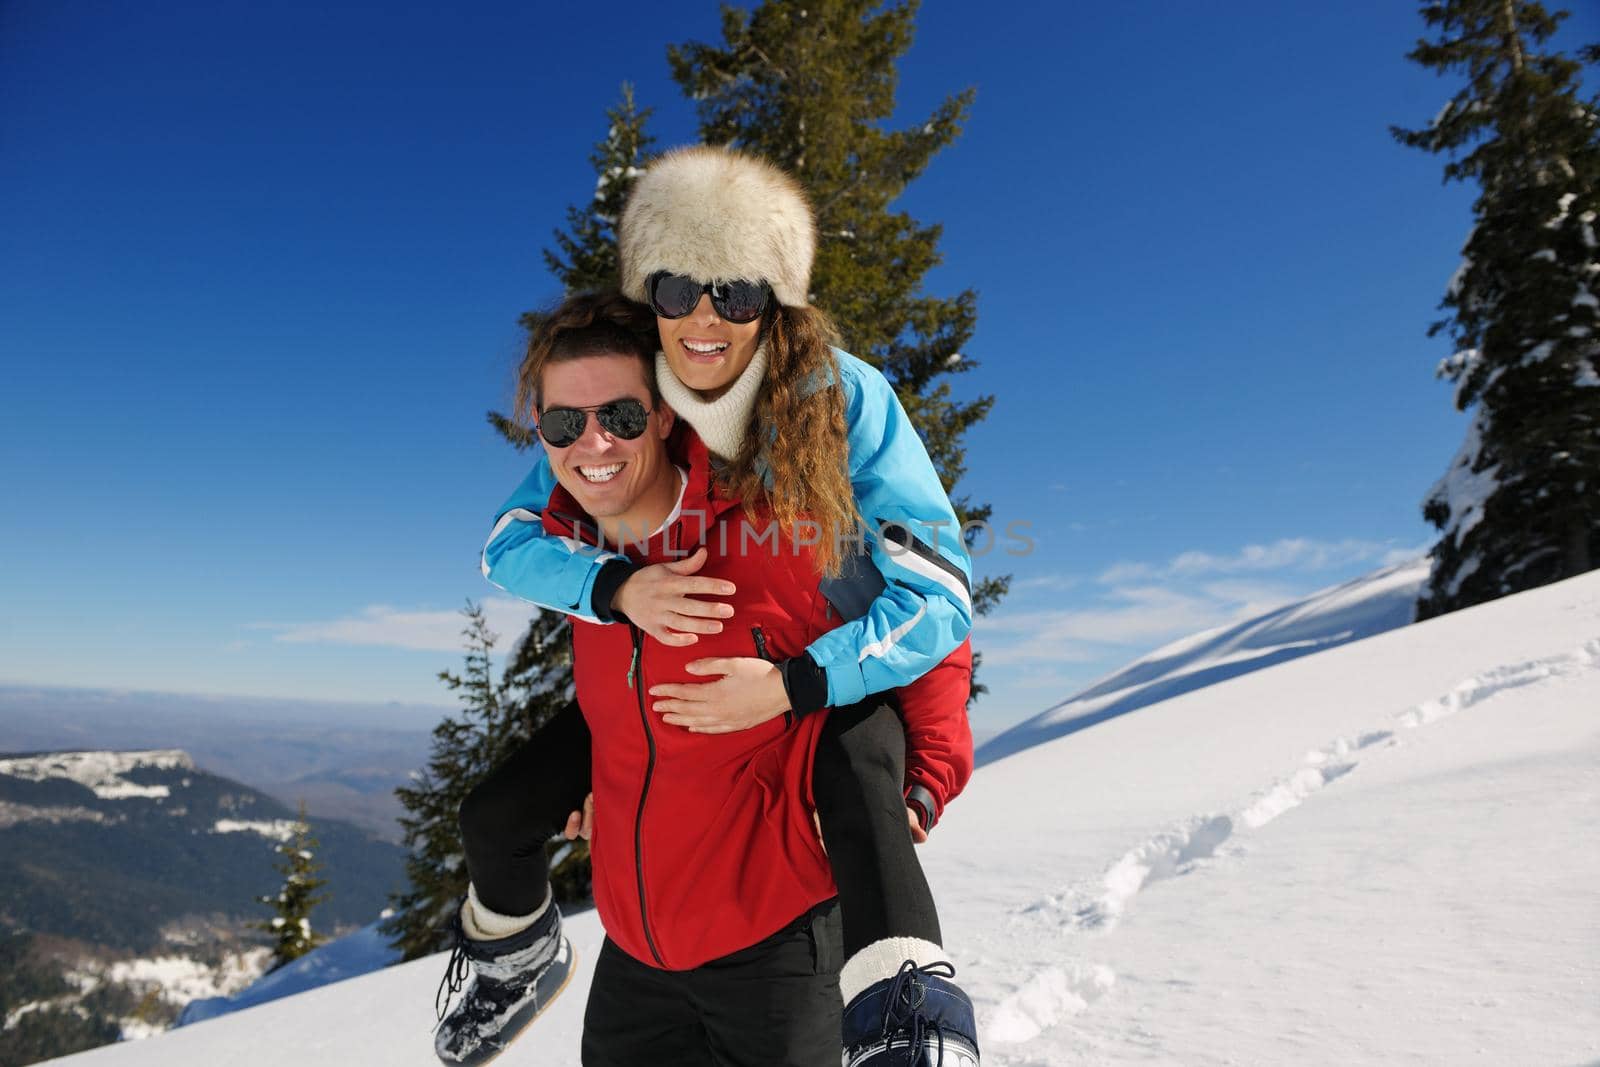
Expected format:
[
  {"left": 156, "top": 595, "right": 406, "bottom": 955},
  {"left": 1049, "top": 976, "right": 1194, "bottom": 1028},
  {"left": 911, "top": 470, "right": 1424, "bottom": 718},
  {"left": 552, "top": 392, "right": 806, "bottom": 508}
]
[
  {"left": 718, "top": 303, "right": 859, "bottom": 578},
  {"left": 513, "top": 292, "right": 660, "bottom": 429}
]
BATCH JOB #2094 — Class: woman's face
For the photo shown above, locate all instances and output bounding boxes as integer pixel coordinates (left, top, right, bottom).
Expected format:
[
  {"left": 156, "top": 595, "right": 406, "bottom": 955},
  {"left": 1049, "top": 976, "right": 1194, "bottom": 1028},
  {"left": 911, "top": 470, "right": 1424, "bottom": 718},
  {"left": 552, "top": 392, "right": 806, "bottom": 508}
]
[{"left": 657, "top": 293, "right": 763, "bottom": 399}]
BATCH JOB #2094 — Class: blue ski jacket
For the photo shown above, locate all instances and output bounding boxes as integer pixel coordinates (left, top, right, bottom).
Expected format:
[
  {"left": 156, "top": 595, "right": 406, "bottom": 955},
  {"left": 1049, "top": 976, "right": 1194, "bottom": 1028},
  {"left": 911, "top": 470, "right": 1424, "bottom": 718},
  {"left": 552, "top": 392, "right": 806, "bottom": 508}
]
[{"left": 480, "top": 348, "right": 974, "bottom": 711}]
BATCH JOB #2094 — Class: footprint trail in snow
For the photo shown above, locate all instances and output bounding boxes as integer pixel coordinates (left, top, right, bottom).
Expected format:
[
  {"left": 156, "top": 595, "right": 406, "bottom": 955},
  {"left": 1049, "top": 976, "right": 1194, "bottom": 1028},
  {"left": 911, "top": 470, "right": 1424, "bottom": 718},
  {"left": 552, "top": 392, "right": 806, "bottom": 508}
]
[{"left": 982, "top": 637, "right": 1600, "bottom": 1050}]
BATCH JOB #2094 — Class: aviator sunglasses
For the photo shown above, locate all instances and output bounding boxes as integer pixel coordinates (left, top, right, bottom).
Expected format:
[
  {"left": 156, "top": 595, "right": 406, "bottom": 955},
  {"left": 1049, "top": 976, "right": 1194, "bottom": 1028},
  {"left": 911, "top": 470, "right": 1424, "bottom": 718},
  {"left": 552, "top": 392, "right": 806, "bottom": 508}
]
[
  {"left": 646, "top": 271, "right": 771, "bottom": 324},
  {"left": 537, "top": 399, "right": 653, "bottom": 448}
]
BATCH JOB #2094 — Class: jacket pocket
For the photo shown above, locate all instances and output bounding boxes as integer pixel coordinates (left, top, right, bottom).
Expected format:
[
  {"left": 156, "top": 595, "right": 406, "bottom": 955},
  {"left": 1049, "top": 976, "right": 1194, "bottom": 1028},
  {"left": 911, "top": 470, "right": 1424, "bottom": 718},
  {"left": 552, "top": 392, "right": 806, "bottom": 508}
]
[{"left": 751, "top": 624, "right": 807, "bottom": 729}]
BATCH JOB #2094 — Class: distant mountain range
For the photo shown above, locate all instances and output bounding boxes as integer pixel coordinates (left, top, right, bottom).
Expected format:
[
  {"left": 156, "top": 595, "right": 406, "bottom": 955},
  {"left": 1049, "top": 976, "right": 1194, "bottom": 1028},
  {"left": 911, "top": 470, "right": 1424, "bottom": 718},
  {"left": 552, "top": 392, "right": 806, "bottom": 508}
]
[
  {"left": 0, "top": 687, "right": 439, "bottom": 841},
  {"left": 0, "top": 748, "right": 405, "bottom": 953}
]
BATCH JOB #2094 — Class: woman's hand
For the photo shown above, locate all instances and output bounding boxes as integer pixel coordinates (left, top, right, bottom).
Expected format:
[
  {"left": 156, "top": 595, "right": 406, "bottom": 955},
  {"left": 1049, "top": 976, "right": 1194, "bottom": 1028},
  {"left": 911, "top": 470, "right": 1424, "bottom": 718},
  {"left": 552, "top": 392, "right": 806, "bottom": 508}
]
[
  {"left": 563, "top": 793, "right": 594, "bottom": 841},
  {"left": 649, "top": 657, "right": 790, "bottom": 733},
  {"left": 612, "top": 547, "right": 736, "bottom": 647}
]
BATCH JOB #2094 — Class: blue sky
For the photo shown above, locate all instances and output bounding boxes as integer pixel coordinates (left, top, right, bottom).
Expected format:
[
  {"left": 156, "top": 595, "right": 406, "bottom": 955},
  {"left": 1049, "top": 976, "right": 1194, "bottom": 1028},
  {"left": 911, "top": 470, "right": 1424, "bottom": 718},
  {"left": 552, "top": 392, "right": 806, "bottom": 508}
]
[{"left": 3, "top": 1, "right": 1591, "bottom": 737}]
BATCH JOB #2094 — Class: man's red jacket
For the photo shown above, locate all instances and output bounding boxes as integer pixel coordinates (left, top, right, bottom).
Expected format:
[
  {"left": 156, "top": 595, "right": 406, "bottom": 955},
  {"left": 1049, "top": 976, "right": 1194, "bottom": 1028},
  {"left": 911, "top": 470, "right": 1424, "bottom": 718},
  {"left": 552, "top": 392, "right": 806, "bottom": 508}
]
[{"left": 543, "top": 428, "right": 972, "bottom": 971}]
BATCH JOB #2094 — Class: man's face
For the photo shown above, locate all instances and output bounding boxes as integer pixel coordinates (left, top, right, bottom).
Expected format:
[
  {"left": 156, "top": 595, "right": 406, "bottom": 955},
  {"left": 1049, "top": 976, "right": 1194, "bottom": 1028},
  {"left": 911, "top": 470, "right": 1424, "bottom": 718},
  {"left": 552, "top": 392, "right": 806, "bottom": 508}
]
[
  {"left": 656, "top": 293, "right": 764, "bottom": 396},
  {"left": 539, "top": 354, "right": 673, "bottom": 523}
]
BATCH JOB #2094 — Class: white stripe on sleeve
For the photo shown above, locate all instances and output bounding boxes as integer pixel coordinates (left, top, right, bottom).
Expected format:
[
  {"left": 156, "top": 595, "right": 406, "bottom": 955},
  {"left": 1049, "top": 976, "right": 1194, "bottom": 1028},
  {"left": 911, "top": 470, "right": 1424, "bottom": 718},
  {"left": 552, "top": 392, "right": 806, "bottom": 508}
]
[{"left": 857, "top": 603, "right": 927, "bottom": 664}]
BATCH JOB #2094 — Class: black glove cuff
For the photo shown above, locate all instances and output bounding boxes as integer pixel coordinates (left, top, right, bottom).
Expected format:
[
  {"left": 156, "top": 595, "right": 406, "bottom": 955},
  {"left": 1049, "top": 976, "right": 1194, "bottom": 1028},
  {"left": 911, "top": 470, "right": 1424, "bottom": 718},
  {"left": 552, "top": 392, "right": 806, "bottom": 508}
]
[
  {"left": 779, "top": 652, "right": 829, "bottom": 718},
  {"left": 905, "top": 784, "right": 939, "bottom": 833},
  {"left": 590, "top": 558, "right": 640, "bottom": 624}
]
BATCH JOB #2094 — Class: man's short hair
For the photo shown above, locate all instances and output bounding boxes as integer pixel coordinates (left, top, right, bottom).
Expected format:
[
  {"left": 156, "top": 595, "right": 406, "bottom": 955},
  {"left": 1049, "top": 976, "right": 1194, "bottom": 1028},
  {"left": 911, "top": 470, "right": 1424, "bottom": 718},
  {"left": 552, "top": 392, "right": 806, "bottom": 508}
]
[{"left": 515, "top": 291, "right": 660, "bottom": 425}]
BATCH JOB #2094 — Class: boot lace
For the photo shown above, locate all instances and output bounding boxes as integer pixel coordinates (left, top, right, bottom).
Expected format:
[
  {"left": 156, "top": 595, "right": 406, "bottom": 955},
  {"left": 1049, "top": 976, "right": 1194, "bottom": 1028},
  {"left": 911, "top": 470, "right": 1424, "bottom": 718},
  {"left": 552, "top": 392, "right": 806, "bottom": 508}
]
[
  {"left": 433, "top": 926, "right": 471, "bottom": 1028},
  {"left": 881, "top": 959, "right": 956, "bottom": 1066}
]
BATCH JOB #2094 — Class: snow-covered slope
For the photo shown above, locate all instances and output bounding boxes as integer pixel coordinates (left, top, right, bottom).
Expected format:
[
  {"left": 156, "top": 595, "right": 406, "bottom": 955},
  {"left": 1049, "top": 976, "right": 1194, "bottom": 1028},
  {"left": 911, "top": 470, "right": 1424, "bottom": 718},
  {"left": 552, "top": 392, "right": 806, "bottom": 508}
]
[
  {"left": 49, "top": 568, "right": 1600, "bottom": 1066},
  {"left": 977, "top": 557, "right": 1429, "bottom": 765}
]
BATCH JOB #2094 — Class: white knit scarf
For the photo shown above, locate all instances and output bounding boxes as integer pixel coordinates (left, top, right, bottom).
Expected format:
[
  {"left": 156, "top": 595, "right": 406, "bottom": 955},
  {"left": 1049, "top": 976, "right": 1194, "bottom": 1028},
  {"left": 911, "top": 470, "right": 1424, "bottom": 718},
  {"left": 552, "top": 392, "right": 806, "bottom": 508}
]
[{"left": 654, "top": 345, "right": 768, "bottom": 461}]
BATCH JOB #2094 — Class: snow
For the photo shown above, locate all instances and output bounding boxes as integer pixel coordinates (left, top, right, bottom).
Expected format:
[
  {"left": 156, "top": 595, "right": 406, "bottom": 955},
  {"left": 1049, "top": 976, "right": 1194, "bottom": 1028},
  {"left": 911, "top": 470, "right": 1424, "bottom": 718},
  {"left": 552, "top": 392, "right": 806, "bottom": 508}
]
[
  {"left": 211, "top": 818, "right": 299, "bottom": 842},
  {"left": 0, "top": 749, "right": 192, "bottom": 799},
  {"left": 104, "top": 951, "right": 270, "bottom": 1009},
  {"left": 0, "top": 801, "right": 114, "bottom": 828},
  {"left": 42, "top": 568, "right": 1600, "bottom": 1066},
  {"left": 116, "top": 1021, "right": 166, "bottom": 1042},
  {"left": 1425, "top": 405, "right": 1499, "bottom": 550}
]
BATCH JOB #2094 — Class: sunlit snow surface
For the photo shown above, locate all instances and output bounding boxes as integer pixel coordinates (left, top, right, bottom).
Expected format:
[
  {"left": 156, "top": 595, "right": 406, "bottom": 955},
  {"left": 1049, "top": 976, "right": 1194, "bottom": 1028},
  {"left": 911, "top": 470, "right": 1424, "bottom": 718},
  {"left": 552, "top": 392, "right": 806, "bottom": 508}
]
[{"left": 48, "top": 568, "right": 1600, "bottom": 1066}]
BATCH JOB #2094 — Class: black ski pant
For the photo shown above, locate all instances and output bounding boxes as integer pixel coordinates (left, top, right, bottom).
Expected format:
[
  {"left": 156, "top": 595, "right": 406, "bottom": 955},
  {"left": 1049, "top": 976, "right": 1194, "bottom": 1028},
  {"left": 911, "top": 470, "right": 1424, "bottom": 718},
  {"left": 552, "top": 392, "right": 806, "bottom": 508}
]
[
  {"left": 459, "top": 696, "right": 942, "bottom": 958},
  {"left": 580, "top": 901, "right": 843, "bottom": 1067}
]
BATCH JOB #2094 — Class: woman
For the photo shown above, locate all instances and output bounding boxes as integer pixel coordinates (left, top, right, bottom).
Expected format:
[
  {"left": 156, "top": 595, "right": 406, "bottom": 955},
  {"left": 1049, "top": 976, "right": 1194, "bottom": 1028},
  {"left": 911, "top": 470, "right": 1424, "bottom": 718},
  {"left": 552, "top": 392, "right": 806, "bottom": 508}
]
[{"left": 471, "top": 147, "right": 980, "bottom": 1067}]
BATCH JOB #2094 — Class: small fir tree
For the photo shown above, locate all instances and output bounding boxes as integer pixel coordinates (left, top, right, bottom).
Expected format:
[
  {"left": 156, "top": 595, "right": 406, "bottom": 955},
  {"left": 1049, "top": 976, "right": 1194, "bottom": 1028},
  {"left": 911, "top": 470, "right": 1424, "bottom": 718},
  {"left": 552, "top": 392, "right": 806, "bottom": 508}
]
[
  {"left": 383, "top": 602, "right": 582, "bottom": 961},
  {"left": 1393, "top": 0, "right": 1600, "bottom": 617},
  {"left": 256, "top": 801, "right": 330, "bottom": 970}
]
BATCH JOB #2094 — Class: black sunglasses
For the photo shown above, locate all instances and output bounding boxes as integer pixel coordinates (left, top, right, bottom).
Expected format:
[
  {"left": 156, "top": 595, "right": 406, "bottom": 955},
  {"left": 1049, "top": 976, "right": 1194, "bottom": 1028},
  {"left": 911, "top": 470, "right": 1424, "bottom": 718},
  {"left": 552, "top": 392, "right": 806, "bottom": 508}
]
[
  {"left": 646, "top": 271, "right": 771, "bottom": 324},
  {"left": 537, "top": 399, "right": 653, "bottom": 448}
]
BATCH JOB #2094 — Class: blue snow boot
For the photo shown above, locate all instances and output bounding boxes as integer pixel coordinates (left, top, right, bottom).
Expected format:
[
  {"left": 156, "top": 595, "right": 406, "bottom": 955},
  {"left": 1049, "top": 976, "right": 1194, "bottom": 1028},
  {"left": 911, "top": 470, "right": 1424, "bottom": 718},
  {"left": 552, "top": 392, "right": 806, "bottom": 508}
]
[
  {"left": 842, "top": 959, "right": 981, "bottom": 1067},
  {"left": 433, "top": 898, "right": 575, "bottom": 1066}
]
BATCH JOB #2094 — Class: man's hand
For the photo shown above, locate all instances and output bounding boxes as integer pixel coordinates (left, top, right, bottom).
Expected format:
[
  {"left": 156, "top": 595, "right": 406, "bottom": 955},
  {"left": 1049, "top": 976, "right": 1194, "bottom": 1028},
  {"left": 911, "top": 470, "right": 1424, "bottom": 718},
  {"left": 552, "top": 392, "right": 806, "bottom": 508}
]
[
  {"left": 563, "top": 793, "right": 594, "bottom": 841},
  {"left": 650, "top": 657, "right": 790, "bottom": 733},
  {"left": 907, "top": 806, "right": 928, "bottom": 844},
  {"left": 612, "top": 547, "right": 736, "bottom": 647},
  {"left": 813, "top": 807, "right": 927, "bottom": 853}
]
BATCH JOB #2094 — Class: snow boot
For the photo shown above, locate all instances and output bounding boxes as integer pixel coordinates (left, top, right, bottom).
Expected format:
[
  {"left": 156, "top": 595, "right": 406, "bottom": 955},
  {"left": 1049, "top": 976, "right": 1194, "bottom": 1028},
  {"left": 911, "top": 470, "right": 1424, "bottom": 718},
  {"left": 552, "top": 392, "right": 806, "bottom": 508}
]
[
  {"left": 433, "top": 894, "right": 575, "bottom": 1066},
  {"left": 842, "top": 959, "right": 980, "bottom": 1067}
]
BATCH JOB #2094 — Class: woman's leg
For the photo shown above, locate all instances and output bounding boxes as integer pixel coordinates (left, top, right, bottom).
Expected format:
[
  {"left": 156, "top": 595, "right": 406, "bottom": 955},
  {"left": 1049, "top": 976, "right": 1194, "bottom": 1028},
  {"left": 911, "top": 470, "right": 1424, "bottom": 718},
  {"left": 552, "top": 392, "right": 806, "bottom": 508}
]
[
  {"left": 811, "top": 699, "right": 941, "bottom": 958},
  {"left": 813, "top": 700, "right": 982, "bottom": 1064},
  {"left": 459, "top": 699, "right": 592, "bottom": 919}
]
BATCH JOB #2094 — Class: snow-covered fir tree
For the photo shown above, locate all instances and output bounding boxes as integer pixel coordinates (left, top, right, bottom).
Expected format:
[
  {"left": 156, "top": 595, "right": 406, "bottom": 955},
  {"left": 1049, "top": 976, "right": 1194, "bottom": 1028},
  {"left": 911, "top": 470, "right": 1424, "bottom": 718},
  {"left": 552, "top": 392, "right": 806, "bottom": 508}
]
[
  {"left": 1393, "top": 0, "right": 1600, "bottom": 618},
  {"left": 545, "top": 83, "right": 656, "bottom": 296},
  {"left": 256, "top": 802, "right": 330, "bottom": 971}
]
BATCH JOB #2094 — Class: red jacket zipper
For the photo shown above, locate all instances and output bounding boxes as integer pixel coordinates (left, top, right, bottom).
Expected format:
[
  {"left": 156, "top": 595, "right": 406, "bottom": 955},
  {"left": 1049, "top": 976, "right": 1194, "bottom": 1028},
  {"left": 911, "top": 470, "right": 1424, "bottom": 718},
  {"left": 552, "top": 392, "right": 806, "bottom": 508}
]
[
  {"left": 751, "top": 626, "right": 796, "bottom": 730},
  {"left": 627, "top": 623, "right": 665, "bottom": 967}
]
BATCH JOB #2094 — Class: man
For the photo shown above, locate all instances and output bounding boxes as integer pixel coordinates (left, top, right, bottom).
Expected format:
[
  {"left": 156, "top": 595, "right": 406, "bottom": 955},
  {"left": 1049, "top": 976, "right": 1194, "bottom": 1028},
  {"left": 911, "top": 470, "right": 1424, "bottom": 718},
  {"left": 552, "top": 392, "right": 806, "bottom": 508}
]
[
  {"left": 440, "top": 290, "right": 977, "bottom": 1066},
  {"left": 438, "top": 292, "right": 847, "bottom": 1067}
]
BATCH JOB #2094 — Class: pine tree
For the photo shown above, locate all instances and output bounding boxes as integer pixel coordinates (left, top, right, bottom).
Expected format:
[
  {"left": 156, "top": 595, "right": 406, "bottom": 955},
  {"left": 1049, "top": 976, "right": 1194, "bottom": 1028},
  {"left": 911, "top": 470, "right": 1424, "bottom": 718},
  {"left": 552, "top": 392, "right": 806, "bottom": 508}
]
[
  {"left": 383, "top": 601, "right": 581, "bottom": 961},
  {"left": 1393, "top": 1, "right": 1600, "bottom": 618},
  {"left": 546, "top": 82, "right": 657, "bottom": 296},
  {"left": 256, "top": 801, "right": 330, "bottom": 971},
  {"left": 667, "top": 1, "right": 1008, "bottom": 632}
]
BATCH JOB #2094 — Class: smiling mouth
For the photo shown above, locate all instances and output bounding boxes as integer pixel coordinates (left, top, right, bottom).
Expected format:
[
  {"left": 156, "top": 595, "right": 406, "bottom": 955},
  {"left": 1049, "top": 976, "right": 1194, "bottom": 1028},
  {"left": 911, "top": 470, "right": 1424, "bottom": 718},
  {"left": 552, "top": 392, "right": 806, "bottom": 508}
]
[
  {"left": 577, "top": 462, "right": 624, "bottom": 484},
  {"left": 681, "top": 339, "right": 730, "bottom": 357}
]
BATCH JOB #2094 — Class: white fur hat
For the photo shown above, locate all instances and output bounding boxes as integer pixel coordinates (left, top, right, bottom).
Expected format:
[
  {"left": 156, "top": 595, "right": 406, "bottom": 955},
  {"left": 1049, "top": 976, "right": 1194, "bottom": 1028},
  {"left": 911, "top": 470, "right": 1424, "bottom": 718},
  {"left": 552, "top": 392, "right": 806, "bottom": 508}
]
[{"left": 619, "top": 145, "right": 816, "bottom": 309}]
